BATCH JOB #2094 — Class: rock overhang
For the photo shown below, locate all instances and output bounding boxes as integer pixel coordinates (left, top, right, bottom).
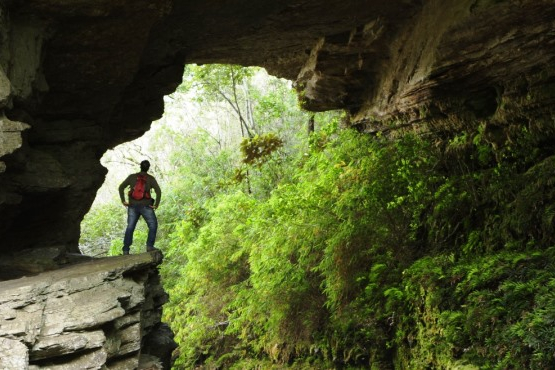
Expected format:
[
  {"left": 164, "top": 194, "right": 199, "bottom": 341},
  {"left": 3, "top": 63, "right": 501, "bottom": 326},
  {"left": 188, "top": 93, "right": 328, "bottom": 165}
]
[{"left": 0, "top": 0, "right": 554, "bottom": 255}]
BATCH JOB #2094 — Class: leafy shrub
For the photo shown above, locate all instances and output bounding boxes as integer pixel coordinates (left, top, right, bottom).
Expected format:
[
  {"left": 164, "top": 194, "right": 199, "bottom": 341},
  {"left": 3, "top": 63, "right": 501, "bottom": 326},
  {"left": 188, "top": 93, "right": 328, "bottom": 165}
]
[{"left": 81, "top": 66, "right": 555, "bottom": 369}]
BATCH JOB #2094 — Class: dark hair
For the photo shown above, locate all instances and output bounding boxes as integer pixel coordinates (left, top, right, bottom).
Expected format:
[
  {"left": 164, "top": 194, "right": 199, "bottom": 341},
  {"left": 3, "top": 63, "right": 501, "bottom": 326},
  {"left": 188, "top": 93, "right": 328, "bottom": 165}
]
[{"left": 140, "top": 160, "right": 150, "bottom": 172}]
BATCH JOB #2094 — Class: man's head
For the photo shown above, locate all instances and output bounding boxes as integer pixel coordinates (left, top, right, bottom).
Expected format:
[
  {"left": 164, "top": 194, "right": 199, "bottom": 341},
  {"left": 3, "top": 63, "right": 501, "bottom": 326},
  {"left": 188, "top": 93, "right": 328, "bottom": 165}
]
[{"left": 140, "top": 160, "right": 150, "bottom": 172}]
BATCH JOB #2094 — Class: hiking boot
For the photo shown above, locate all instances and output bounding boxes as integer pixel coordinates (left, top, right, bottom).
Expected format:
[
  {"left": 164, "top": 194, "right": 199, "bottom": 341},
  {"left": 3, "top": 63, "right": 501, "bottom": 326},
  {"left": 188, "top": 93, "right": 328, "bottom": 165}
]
[
  {"left": 123, "top": 250, "right": 129, "bottom": 255},
  {"left": 146, "top": 246, "right": 158, "bottom": 252}
]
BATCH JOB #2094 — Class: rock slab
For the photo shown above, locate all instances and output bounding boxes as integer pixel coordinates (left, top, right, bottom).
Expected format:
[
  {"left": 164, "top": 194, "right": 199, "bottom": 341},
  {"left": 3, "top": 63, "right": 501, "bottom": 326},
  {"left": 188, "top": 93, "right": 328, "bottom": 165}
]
[{"left": 0, "top": 252, "right": 175, "bottom": 369}]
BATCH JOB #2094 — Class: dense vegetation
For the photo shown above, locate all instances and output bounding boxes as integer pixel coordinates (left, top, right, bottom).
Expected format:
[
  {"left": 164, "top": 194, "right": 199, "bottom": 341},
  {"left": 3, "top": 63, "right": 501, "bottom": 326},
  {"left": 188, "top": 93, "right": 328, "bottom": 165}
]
[{"left": 81, "top": 66, "right": 555, "bottom": 369}]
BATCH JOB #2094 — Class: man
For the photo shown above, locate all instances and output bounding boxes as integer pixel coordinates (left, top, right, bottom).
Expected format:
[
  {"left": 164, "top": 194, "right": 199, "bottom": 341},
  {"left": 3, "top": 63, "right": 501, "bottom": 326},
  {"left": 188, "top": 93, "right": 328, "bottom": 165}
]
[{"left": 118, "top": 160, "right": 161, "bottom": 255}]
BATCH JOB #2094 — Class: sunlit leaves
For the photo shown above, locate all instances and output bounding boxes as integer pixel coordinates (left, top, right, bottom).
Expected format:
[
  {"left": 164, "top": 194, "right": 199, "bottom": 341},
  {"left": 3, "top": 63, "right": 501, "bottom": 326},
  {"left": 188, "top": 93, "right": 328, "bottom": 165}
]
[
  {"left": 179, "top": 64, "right": 257, "bottom": 103},
  {"left": 240, "top": 133, "right": 284, "bottom": 166},
  {"left": 82, "top": 61, "right": 555, "bottom": 369}
]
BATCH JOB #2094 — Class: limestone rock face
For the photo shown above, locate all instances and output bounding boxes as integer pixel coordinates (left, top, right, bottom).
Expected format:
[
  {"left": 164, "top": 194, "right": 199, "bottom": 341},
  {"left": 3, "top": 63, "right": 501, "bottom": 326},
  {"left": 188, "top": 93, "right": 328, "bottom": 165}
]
[{"left": 0, "top": 252, "right": 176, "bottom": 369}]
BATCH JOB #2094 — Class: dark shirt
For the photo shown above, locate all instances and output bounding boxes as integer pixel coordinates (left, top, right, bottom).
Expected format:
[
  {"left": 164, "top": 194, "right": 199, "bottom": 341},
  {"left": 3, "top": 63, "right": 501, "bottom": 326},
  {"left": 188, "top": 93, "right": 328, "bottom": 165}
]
[{"left": 118, "top": 171, "right": 161, "bottom": 207}]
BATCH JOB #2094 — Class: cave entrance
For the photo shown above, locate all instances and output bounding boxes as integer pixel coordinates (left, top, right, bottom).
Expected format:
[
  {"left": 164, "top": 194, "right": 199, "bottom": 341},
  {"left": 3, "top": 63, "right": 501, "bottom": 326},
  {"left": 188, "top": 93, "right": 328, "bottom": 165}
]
[{"left": 79, "top": 65, "right": 313, "bottom": 257}]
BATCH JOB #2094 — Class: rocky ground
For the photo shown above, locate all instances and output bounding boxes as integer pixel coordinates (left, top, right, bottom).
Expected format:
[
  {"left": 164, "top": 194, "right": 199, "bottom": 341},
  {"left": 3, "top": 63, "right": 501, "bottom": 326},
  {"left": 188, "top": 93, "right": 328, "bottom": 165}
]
[{"left": 0, "top": 251, "right": 175, "bottom": 369}]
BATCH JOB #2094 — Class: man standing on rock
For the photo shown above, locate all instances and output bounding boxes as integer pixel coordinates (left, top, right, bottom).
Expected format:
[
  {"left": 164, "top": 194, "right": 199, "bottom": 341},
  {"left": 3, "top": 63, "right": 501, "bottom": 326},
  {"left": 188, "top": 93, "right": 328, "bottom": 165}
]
[{"left": 118, "top": 160, "right": 161, "bottom": 255}]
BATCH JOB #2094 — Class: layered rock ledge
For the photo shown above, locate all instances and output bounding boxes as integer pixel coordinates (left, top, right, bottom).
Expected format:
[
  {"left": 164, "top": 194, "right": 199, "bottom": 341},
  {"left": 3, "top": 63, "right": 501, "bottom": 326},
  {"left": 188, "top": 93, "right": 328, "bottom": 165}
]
[{"left": 0, "top": 252, "right": 175, "bottom": 370}]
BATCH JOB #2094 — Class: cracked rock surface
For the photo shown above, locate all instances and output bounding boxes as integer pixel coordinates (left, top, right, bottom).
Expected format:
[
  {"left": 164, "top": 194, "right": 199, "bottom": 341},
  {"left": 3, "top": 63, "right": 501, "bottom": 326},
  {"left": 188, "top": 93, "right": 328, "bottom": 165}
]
[{"left": 0, "top": 252, "right": 175, "bottom": 369}]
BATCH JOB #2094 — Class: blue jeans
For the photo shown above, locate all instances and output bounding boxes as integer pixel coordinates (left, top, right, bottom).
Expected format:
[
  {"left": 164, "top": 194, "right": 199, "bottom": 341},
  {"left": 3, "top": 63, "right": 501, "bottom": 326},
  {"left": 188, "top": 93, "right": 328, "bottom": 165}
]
[{"left": 123, "top": 205, "right": 158, "bottom": 253}]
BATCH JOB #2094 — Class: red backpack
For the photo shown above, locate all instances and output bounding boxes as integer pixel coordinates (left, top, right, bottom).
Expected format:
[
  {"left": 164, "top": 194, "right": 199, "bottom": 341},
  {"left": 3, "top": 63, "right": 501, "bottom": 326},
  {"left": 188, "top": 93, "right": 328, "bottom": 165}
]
[{"left": 130, "top": 174, "right": 151, "bottom": 200}]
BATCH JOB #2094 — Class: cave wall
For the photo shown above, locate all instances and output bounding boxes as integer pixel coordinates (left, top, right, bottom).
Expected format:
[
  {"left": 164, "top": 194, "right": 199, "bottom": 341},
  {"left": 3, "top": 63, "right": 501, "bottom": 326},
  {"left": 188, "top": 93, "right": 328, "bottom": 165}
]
[{"left": 0, "top": 0, "right": 554, "bottom": 256}]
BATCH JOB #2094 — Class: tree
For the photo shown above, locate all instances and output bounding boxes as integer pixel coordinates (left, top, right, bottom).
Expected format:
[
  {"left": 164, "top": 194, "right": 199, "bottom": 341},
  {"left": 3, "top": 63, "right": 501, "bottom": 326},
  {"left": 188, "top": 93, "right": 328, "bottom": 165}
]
[{"left": 180, "top": 64, "right": 258, "bottom": 138}]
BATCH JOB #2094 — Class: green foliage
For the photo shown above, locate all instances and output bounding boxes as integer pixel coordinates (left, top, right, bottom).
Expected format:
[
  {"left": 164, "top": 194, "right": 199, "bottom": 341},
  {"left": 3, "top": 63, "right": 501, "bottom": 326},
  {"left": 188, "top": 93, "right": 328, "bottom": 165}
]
[
  {"left": 165, "top": 127, "right": 443, "bottom": 368},
  {"left": 399, "top": 247, "right": 555, "bottom": 369},
  {"left": 162, "top": 191, "right": 256, "bottom": 368},
  {"left": 80, "top": 200, "right": 127, "bottom": 256},
  {"left": 162, "top": 111, "right": 555, "bottom": 369},
  {"left": 179, "top": 64, "right": 256, "bottom": 103},
  {"left": 239, "top": 133, "right": 283, "bottom": 166},
  {"left": 83, "top": 64, "right": 555, "bottom": 369}
]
